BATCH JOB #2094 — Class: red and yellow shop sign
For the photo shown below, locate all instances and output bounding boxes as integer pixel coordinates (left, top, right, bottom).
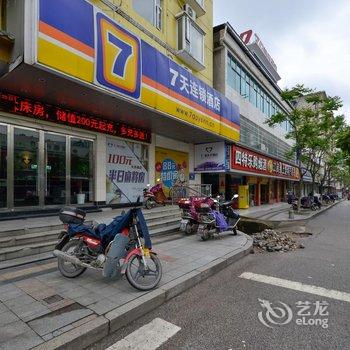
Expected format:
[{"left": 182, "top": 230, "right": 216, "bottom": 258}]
[{"left": 231, "top": 145, "right": 300, "bottom": 180}]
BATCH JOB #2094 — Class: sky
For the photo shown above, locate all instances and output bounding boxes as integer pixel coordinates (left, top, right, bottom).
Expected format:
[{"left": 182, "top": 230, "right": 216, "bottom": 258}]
[{"left": 213, "top": 0, "right": 350, "bottom": 123}]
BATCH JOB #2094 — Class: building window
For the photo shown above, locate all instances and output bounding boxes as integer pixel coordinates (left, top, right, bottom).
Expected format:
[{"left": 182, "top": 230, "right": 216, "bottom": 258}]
[
  {"left": 240, "top": 116, "right": 292, "bottom": 161},
  {"left": 182, "top": 16, "right": 204, "bottom": 63},
  {"left": 195, "top": 0, "right": 204, "bottom": 7},
  {"left": 227, "top": 54, "right": 287, "bottom": 122},
  {"left": 133, "top": 0, "right": 162, "bottom": 30},
  {"left": 13, "top": 128, "right": 40, "bottom": 207},
  {"left": 177, "top": 14, "right": 205, "bottom": 69},
  {"left": 44, "top": 133, "right": 66, "bottom": 205},
  {"left": 70, "top": 138, "right": 94, "bottom": 204}
]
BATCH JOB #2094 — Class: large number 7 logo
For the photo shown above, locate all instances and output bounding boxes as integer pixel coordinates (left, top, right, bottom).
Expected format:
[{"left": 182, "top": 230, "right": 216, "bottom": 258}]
[{"left": 95, "top": 13, "right": 141, "bottom": 99}]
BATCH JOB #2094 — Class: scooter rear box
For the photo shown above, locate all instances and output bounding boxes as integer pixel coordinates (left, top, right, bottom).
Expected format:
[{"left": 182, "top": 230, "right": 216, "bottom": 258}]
[{"left": 59, "top": 207, "right": 86, "bottom": 224}]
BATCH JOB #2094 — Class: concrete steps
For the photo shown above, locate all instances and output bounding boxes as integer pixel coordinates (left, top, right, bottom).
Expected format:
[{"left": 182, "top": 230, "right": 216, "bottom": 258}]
[
  {"left": 0, "top": 241, "right": 57, "bottom": 262},
  {"left": 0, "top": 206, "right": 181, "bottom": 264},
  {"left": 0, "top": 230, "right": 61, "bottom": 248}
]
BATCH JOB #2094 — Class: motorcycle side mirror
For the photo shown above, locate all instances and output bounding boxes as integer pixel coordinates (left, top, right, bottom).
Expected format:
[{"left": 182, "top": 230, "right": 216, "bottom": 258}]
[{"left": 232, "top": 194, "right": 239, "bottom": 199}]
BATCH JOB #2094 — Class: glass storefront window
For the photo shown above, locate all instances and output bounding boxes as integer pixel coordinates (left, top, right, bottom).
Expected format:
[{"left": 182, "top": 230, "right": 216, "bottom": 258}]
[
  {"left": 14, "top": 128, "right": 39, "bottom": 207},
  {"left": 45, "top": 133, "right": 66, "bottom": 205},
  {"left": 70, "top": 138, "right": 93, "bottom": 205},
  {"left": 0, "top": 125, "right": 7, "bottom": 207}
]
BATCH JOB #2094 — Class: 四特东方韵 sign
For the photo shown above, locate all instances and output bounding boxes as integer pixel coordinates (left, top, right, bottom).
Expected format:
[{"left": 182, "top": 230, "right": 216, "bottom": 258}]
[{"left": 231, "top": 145, "right": 299, "bottom": 180}]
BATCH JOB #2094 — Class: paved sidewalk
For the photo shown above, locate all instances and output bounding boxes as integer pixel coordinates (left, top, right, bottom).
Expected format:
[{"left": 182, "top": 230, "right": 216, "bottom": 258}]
[
  {"left": 237, "top": 202, "right": 290, "bottom": 219},
  {"left": 0, "top": 232, "right": 252, "bottom": 350},
  {"left": 238, "top": 199, "right": 344, "bottom": 223},
  {"left": 261, "top": 199, "right": 344, "bottom": 223}
]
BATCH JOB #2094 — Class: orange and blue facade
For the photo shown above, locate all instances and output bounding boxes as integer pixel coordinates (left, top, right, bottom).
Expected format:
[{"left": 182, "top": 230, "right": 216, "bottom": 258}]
[{"left": 37, "top": 0, "right": 240, "bottom": 142}]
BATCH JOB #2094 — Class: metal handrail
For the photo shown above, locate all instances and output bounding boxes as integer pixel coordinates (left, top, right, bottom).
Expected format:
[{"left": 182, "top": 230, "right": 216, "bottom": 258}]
[{"left": 170, "top": 184, "right": 212, "bottom": 205}]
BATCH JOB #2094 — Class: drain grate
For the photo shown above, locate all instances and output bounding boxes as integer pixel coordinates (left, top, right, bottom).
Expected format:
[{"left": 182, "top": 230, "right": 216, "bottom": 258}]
[{"left": 43, "top": 295, "right": 64, "bottom": 304}]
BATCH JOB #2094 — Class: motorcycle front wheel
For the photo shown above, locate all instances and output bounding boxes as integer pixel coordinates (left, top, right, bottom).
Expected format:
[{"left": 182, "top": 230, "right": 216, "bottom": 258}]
[
  {"left": 57, "top": 240, "right": 87, "bottom": 278},
  {"left": 125, "top": 253, "right": 162, "bottom": 291},
  {"left": 145, "top": 198, "right": 154, "bottom": 209},
  {"left": 185, "top": 222, "right": 194, "bottom": 235},
  {"left": 199, "top": 228, "right": 210, "bottom": 241}
]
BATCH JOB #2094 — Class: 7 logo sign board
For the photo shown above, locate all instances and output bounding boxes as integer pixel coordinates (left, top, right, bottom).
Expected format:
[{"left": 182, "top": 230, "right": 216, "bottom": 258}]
[{"left": 95, "top": 12, "right": 141, "bottom": 99}]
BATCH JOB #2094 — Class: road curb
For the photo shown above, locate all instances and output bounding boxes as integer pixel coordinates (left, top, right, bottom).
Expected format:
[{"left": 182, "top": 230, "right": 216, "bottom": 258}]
[
  {"left": 240, "top": 200, "right": 345, "bottom": 229},
  {"left": 31, "top": 316, "right": 109, "bottom": 350},
  {"left": 275, "top": 199, "right": 345, "bottom": 228},
  {"left": 30, "top": 234, "right": 252, "bottom": 350}
]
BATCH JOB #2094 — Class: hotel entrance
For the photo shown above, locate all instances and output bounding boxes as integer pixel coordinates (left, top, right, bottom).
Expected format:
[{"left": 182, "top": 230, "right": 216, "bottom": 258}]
[{"left": 0, "top": 122, "right": 94, "bottom": 210}]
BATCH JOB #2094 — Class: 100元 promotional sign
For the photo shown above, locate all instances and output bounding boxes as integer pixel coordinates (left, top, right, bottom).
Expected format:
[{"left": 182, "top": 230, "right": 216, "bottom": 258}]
[{"left": 106, "top": 139, "right": 148, "bottom": 204}]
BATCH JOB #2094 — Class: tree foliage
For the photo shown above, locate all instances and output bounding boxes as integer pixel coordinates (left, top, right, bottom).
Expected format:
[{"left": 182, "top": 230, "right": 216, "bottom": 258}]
[
  {"left": 265, "top": 84, "right": 348, "bottom": 208},
  {"left": 337, "top": 127, "right": 350, "bottom": 163}
]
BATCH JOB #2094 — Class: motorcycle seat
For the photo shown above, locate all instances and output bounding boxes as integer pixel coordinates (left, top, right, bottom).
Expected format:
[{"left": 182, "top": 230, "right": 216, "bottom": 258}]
[
  {"left": 94, "top": 223, "right": 107, "bottom": 236},
  {"left": 220, "top": 201, "right": 233, "bottom": 207}
]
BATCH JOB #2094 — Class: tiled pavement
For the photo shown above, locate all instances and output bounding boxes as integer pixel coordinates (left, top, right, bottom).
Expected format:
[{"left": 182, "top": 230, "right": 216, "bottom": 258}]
[{"left": 0, "top": 232, "right": 251, "bottom": 350}]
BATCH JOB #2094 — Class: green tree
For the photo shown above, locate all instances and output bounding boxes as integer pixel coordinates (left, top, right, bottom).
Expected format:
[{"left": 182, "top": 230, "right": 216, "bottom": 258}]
[
  {"left": 265, "top": 85, "right": 343, "bottom": 210},
  {"left": 337, "top": 126, "right": 350, "bottom": 163}
]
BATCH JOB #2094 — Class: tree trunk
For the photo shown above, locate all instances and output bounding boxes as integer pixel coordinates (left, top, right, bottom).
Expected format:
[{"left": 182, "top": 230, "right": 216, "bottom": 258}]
[
  {"left": 311, "top": 175, "right": 316, "bottom": 196},
  {"left": 297, "top": 179, "right": 303, "bottom": 212}
]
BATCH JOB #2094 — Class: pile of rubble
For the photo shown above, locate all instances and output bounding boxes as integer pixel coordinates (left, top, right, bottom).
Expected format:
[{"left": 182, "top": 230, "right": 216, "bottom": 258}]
[{"left": 251, "top": 229, "right": 305, "bottom": 253}]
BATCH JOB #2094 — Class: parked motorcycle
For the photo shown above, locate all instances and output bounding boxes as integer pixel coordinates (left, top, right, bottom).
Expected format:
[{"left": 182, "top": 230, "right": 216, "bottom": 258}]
[
  {"left": 292, "top": 196, "right": 320, "bottom": 211},
  {"left": 178, "top": 196, "right": 210, "bottom": 235},
  {"left": 322, "top": 194, "right": 331, "bottom": 204},
  {"left": 327, "top": 193, "right": 337, "bottom": 203},
  {"left": 143, "top": 184, "right": 167, "bottom": 209},
  {"left": 53, "top": 203, "right": 162, "bottom": 291},
  {"left": 196, "top": 195, "right": 240, "bottom": 241}
]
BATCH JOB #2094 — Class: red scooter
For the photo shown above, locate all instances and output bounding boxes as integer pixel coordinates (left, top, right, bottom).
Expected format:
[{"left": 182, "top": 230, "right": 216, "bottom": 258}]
[
  {"left": 178, "top": 196, "right": 215, "bottom": 235},
  {"left": 143, "top": 184, "right": 167, "bottom": 209}
]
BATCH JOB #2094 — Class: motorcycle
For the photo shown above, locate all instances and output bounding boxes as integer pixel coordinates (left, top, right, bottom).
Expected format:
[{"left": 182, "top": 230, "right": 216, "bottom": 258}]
[
  {"left": 53, "top": 202, "right": 162, "bottom": 291},
  {"left": 322, "top": 194, "right": 331, "bottom": 204},
  {"left": 292, "top": 196, "right": 321, "bottom": 211},
  {"left": 327, "top": 194, "right": 337, "bottom": 203},
  {"left": 196, "top": 195, "right": 240, "bottom": 241},
  {"left": 178, "top": 196, "right": 209, "bottom": 235},
  {"left": 143, "top": 184, "right": 167, "bottom": 209}
]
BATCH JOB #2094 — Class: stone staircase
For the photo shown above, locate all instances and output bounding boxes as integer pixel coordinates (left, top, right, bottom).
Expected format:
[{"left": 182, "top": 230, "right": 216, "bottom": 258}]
[{"left": 0, "top": 205, "right": 182, "bottom": 268}]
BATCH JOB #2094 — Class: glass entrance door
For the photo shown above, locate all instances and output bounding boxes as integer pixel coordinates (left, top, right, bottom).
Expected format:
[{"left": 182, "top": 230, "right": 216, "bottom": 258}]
[
  {"left": 3, "top": 124, "right": 94, "bottom": 209},
  {"left": 13, "top": 128, "right": 40, "bottom": 207},
  {"left": 44, "top": 133, "right": 66, "bottom": 205},
  {"left": 0, "top": 125, "right": 7, "bottom": 208}
]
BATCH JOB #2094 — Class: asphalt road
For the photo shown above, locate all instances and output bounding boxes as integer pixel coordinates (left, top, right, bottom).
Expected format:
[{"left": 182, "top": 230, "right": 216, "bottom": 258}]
[{"left": 88, "top": 200, "right": 350, "bottom": 350}]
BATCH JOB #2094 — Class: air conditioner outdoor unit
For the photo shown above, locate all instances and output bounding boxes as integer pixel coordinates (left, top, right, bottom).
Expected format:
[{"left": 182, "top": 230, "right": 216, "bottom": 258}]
[{"left": 183, "top": 4, "right": 196, "bottom": 21}]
